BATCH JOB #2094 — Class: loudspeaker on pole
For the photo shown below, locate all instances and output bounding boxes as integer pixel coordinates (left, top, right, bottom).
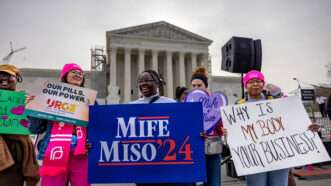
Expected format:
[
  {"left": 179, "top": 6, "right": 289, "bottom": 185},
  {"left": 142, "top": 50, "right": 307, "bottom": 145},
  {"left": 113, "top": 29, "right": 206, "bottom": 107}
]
[{"left": 221, "top": 36, "right": 262, "bottom": 73}]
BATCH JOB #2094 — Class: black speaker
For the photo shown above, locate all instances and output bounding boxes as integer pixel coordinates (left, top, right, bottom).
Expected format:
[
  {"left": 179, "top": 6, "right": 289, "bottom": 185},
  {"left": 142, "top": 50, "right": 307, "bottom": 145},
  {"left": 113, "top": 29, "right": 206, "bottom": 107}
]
[{"left": 221, "top": 37, "right": 262, "bottom": 73}]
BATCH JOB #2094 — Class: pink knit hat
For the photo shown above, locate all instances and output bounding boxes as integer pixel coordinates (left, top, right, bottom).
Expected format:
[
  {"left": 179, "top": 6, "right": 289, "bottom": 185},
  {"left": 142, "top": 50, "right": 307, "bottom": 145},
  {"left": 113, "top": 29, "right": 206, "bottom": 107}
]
[
  {"left": 243, "top": 70, "right": 265, "bottom": 87},
  {"left": 60, "top": 63, "right": 83, "bottom": 79}
]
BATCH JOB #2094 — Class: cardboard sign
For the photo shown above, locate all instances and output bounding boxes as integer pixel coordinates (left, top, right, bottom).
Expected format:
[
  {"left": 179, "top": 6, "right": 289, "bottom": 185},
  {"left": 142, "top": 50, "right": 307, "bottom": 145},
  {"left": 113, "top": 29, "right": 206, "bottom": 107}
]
[
  {"left": 88, "top": 103, "right": 206, "bottom": 183},
  {"left": 25, "top": 81, "right": 97, "bottom": 126},
  {"left": 221, "top": 96, "right": 331, "bottom": 176},
  {"left": 0, "top": 89, "right": 30, "bottom": 135},
  {"left": 185, "top": 89, "right": 228, "bottom": 133}
]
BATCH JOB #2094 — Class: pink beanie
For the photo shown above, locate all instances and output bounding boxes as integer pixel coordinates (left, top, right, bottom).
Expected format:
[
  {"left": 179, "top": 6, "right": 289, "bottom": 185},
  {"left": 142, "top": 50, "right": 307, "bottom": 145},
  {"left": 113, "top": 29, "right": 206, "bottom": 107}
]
[
  {"left": 60, "top": 63, "right": 83, "bottom": 79},
  {"left": 243, "top": 70, "right": 265, "bottom": 87}
]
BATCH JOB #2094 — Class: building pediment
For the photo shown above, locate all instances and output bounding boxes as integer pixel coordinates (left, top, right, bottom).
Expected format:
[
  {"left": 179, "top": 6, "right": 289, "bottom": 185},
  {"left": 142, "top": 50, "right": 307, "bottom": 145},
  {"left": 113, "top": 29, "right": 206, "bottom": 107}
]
[{"left": 107, "top": 21, "right": 212, "bottom": 44}]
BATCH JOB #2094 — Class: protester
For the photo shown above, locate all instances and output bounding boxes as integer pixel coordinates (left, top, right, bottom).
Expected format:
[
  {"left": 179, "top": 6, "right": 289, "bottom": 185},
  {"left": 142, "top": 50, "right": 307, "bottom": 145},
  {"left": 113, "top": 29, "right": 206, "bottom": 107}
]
[
  {"left": 236, "top": 70, "right": 320, "bottom": 186},
  {"left": 316, "top": 96, "right": 327, "bottom": 117},
  {"left": 28, "top": 63, "right": 90, "bottom": 186},
  {"left": 130, "top": 70, "right": 175, "bottom": 104},
  {"left": 130, "top": 69, "right": 194, "bottom": 186},
  {"left": 0, "top": 64, "right": 40, "bottom": 186},
  {"left": 327, "top": 94, "right": 331, "bottom": 120},
  {"left": 190, "top": 67, "right": 224, "bottom": 186},
  {"left": 175, "top": 86, "right": 188, "bottom": 102},
  {"left": 263, "top": 83, "right": 284, "bottom": 98}
]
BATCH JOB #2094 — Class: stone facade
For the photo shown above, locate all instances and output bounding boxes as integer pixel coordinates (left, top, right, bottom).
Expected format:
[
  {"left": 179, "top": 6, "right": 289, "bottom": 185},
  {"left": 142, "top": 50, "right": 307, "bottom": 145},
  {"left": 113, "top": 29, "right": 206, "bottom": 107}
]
[
  {"left": 106, "top": 21, "right": 212, "bottom": 103},
  {"left": 16, "top": 22, "right": 242, "bottom": 105},
  {"left": 17, "top": 69, "right": 241, "bottom": 106}
]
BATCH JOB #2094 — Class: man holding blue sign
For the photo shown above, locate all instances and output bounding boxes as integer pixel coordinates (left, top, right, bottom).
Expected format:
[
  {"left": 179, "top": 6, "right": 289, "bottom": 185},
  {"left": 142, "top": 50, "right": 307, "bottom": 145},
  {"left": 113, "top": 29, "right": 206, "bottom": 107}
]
[{"left": 88, "top": 70, "right": 205, "bottom": 185}]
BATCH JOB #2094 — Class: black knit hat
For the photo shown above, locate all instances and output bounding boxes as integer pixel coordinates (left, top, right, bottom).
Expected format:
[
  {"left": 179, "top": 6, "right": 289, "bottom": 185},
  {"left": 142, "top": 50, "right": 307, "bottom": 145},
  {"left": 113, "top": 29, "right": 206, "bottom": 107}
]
[{"left": 191, "top": 74, "right": 208, "bottom": 87}]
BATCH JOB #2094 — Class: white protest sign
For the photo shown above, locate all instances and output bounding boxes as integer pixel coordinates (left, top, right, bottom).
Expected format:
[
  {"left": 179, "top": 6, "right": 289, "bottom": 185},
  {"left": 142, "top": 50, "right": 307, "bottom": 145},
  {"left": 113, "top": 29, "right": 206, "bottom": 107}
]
[
  {"left": 26, "top": 81, "right": 97, "bottom": 126},
  {"left": 221, "top": 96, "right": 330, "bottom": 176}
]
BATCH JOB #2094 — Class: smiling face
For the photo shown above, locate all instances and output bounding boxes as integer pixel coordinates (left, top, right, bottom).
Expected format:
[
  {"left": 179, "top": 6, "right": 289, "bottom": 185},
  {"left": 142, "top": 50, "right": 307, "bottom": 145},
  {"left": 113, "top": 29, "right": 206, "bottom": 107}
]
[
  {"left": 0, "top": 72, "right": 17, "bottom": 90},
  {"left": 65, "top": 70, "right": 84, "bottom": 86},
  {"left": 246, "top": 78, "right": 264, "bottom": 98},
  {"left": 138, "top": 72, "right": 158, "bottom": 97}
]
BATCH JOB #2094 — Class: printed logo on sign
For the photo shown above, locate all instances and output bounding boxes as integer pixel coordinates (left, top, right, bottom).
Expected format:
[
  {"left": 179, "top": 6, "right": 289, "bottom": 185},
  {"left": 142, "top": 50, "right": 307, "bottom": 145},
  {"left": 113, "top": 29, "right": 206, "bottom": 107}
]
[
  {"left": 98, "top": 116, "right": 193, "bottom": 166},
  {"left": 50, "top": 146, "right": 64, "bottom": 160},
  {"left": 47, "top": 98, "right": 78, "bottom": 114}
]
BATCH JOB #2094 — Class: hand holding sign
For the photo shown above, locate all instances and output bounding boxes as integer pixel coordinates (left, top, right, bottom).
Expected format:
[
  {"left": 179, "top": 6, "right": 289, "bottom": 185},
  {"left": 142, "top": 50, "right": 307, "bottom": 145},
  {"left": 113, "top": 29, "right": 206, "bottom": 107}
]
[
  {"left": 25, "top": 95, "right": 35, "bottom": 104},
  {"left": 185, "top": 89, "right": 228, "bottom": 133}
]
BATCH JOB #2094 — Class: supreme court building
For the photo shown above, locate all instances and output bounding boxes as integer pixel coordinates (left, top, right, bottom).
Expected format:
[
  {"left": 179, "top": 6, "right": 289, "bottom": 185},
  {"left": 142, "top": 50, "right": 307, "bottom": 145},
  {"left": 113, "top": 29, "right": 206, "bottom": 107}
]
[
  {"left": 18, "top": 21, "right": 241, "bottom": 105},
  {"left": 106, "top": 21, "right": 212, "bottom": 103}
]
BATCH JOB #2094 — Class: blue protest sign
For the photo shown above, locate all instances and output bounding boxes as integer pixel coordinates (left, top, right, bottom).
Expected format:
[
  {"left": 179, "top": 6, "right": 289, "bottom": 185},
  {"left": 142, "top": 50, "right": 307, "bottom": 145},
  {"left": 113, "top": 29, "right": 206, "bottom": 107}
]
[{"left": 88, "top": 102, "right": 206, "bottom": 183}]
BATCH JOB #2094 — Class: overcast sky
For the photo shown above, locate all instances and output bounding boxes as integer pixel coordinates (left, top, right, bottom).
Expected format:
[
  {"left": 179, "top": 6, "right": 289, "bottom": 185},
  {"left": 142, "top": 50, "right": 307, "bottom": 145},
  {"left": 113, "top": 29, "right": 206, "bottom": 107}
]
[{"left": 1, "top": 0, "right": 330, "bottom": 92}]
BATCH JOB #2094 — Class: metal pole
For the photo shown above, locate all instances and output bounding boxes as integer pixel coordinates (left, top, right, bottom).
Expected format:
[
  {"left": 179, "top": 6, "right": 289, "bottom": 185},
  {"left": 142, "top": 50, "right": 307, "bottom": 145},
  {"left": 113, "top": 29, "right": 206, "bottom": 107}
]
[{"left": 241, "top": 73, "right": 244, "bottom": 99}]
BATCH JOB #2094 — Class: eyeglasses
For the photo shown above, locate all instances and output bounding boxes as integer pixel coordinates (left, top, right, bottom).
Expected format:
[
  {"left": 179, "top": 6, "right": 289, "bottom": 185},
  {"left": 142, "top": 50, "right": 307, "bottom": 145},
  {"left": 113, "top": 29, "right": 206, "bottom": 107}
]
[
  {"left": 247, "top": 80, "right": 264, "bottom": 85},
  {"left": 69, "top": 70, "right": 83, "bottom": 76}
]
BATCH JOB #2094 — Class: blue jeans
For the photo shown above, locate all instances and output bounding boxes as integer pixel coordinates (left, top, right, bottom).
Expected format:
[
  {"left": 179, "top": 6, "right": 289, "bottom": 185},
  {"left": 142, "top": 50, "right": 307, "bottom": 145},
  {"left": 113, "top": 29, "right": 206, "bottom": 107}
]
[
  {"left": 205, "top": 154, "right": 221, "bottom": 186},
  {"left": 246, "top": 168, "right": 289, "bottom": 186}
]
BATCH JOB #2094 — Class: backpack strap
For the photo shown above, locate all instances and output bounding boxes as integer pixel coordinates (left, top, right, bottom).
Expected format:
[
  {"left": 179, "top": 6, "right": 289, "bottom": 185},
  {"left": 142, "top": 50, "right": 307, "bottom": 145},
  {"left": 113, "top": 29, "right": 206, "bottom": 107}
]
[
  {"left": 149, "top": 96, "right": 160, "bottom": 104},
  {"left": 262, "top": 90, "right": 274, "bottom": 100}
]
